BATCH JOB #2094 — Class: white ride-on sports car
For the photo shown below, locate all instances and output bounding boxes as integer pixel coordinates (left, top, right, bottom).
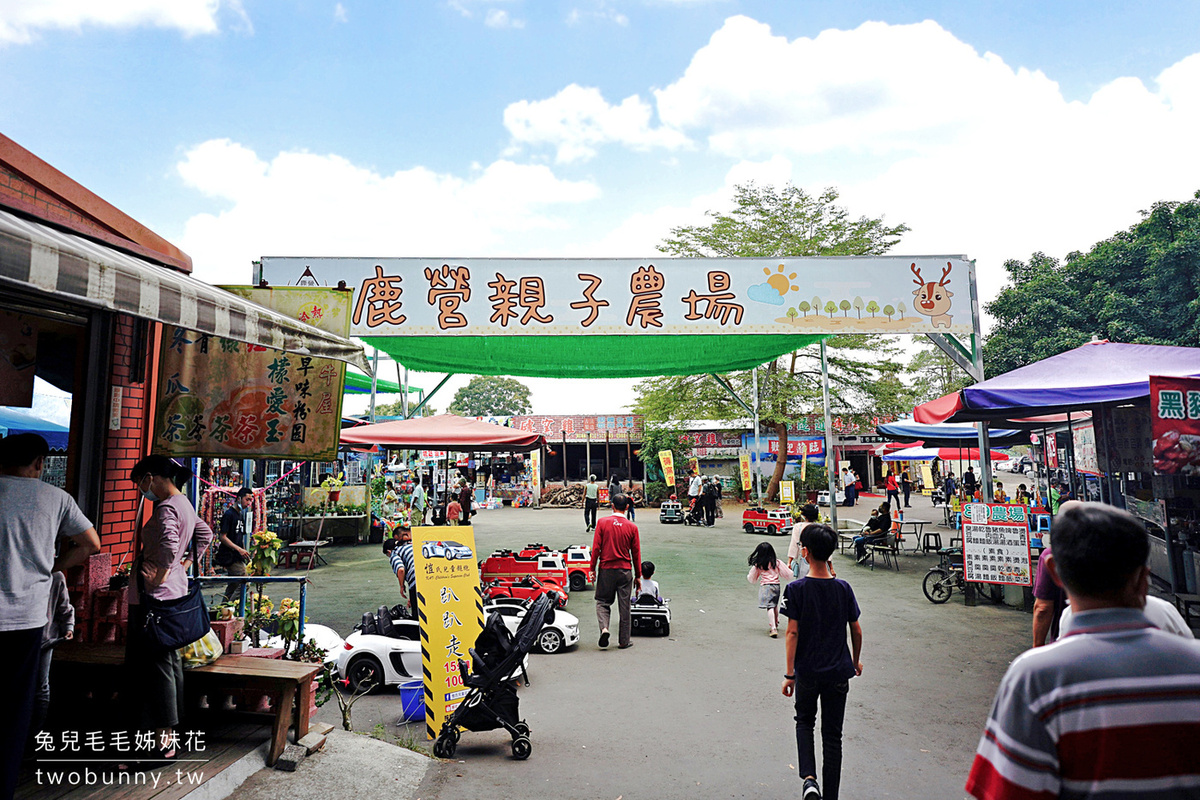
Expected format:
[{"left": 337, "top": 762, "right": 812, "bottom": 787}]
[{"left": 482, "top": 598, "right": 580, "bottom": 654}]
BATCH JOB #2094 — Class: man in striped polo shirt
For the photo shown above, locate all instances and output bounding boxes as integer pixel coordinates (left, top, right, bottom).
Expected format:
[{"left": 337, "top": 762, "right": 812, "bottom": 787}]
[{"left": 966, "top": 503, "right": 1200, "bottom": 800}]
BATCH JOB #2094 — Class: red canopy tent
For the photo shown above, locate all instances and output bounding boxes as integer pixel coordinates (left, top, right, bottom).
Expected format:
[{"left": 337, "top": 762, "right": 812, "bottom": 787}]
[{"left": 339, "top": 414, "right": 546, "bottom": 452}]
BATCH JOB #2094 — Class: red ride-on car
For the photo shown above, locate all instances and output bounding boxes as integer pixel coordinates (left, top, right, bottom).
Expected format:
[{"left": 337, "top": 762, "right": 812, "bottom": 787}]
[
  {"left": 742, "top": 506, "right": 794, "bottom": 537},
  {"left": 483, "top": 576, "right": 569, "bottom": 609}
]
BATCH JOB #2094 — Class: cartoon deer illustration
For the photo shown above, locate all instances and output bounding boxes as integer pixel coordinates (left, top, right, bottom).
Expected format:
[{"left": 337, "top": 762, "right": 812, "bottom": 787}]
[{"left": 911, "top": 262, "right": 954, "bottom": 328}]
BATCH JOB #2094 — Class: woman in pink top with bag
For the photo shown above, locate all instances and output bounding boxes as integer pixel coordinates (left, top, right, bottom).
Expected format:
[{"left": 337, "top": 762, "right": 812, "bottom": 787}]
[
  {"left": 126, "top": 456, "right": 213, "bottom": 761},
  {"left": 748, "top": 541, "right": 793, "bottom": 637}
]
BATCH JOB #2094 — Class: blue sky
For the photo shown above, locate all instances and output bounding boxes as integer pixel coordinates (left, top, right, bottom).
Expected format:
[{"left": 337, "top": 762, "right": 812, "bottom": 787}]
[{"left": 3, "top": 0, "right": 1199, "bottom": 413}]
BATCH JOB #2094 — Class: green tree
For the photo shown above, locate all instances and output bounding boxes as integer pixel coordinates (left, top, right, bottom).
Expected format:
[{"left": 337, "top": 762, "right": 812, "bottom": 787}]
[
  {"left": 799, "top": 300, "right": 811, "bottom": 317},
  {"left": 446, "top": 376, "right": 532, "bottom": 416},
  {"left": 853, "top": 296, "right": 864, "bottom": 318},
  {"left": 374, "top": 399, "right": 436, "bottom": 418},
  {"left": 643, "top": 181, "right": 911, "bottom": 500},
  {"left": 897, "top": 301, "right": 906, "bottom": 319},
  {"left": 638, "top": 424, "right": 694, "bottom": 496},
  {"left": 866, "top": 300, "right": 880, "bottom": 317},
  {"left": 839, "top": 299, "right": 852, "bottom": 317},
  {"left": 786, "top": 307, "right": 799, "bottom": 324},
  {"left": 660, "top": 183, "right": 909, "bottom": 257},
  {"left": 982, "top": 193, "right": 1200, "bottom": 375},
  {"left": 883, "top": 304, "right": 895, "bottom": 320},
  {"left": 907, "top": 342, "right": 975, "bottom": 404}
]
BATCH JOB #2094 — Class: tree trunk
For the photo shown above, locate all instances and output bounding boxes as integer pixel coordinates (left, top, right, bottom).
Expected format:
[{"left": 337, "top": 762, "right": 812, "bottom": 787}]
[{"left": 766, "top": 421, "right": 788, "bottom": 501}]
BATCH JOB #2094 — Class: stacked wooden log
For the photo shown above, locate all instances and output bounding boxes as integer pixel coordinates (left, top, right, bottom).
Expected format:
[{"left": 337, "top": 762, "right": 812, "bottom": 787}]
[{"left": 539, "top": 485, "right": 645, "bottom": 508}]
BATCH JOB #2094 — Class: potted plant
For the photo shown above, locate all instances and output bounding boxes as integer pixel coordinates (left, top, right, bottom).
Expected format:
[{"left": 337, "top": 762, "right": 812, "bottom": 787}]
[
  {"left": 322, "top": 472, "right": 346, "bottom": 503},
  {"left": 249, "top": 530, "right": 283, "bottom": 576}
]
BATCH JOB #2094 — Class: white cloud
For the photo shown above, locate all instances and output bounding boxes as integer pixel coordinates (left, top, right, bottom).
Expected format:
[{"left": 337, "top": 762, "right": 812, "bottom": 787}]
[
  {"left": 504, "top": 83, "right": 690, "bottom": 163},
  {"left": 485, "top": 9, "right": 525, "bottom": 29},
  {"left": 333, "top": 3, "right": 348, "bottom": 23},
  {"left": 525, "top": 15, "right": 1200, "bottom": 304},
  {"left": 566, "top": 2, "right": 628, "bottom": 27},
  {"left": 0, "top": 0, "right": 242, "bottom": 44},
  {"left": 175, "top": 139, "right": 600, "bottom": 285}
]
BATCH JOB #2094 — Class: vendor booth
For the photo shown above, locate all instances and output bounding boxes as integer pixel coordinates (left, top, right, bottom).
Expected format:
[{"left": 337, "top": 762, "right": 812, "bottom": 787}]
[{"left": 914, "top": 341, "right": 1200, "bottom": 597}]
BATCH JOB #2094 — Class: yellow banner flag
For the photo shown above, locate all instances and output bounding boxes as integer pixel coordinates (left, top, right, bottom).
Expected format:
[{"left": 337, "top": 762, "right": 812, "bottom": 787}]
[
  {"left": 739, "top": 453, "right": 752, "bottom": 494},
  {"left": 781, "top": 480, "right": 795, "bottom": 504},
  {"left": 658, "top": 450, "right": 675, "bottom": 487},
  {"left": 411, "top": 525, "right": 484, "bottom": 740}
]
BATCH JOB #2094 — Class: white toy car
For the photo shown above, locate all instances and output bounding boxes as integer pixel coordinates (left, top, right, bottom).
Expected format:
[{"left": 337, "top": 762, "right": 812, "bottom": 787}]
[
  {"left": 630, "top": 594, "right": 671, "bottom": 636},
  {"left": 337, "top": 605, "right": 529, "bottom": 692},
  {"left": 421, "top": 540, "right": 474, "bottom": 560},
  {"left": 483, "top": 598, "right": 579, "bottom": 654},
  {"left": 263, "top": 623, "right": 344, "bottom": 667}
]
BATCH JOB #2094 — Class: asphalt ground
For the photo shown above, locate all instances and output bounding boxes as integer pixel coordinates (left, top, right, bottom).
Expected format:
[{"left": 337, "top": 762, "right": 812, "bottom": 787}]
[{"left": 289, "top": 489, "right": 1032, "bottom": 800}]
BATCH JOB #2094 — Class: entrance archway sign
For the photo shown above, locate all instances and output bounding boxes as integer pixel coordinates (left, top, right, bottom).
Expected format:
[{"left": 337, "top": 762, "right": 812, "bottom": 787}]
[{"left": 258, "top": 256, "right": 985, "bottom": 508}]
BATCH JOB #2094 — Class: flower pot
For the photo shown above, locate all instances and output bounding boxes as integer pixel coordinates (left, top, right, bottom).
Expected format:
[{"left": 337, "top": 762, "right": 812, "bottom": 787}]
[{"left": 328, "top": 490, "right": 341, "bottom": 503}]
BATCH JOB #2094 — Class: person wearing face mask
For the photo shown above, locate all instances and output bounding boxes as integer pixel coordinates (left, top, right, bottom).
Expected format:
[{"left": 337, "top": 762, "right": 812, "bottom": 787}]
[{"left": 125, "top": 456, "right": 213, "bottom": 762}]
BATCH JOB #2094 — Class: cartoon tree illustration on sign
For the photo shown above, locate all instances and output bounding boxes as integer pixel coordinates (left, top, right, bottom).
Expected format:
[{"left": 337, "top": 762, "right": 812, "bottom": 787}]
[
  {"left": 853, "top": 296, "right": 864, "bottom": 318},
  {"left": 883, "top": 304, "right": 895, "bottom": 320},
  {"left": 898, "top": 301, "right": 906, "bottom": 319},
  {"left": 839, "top": 299, "right": 851, "bottom": 317},
  {"left": 824, "top": 300, "right": 837, "bottom": 318},
  {"left": 866, "top": 300, "right": 880, "bottom": 317},
  {"left": 798, "top": 300, "right": 811, "bottom": 317},
  {"left": 811, "top": 296, "right": 820, "bottom": 313},
  {"left": 787, "top": 307, "right": 798, "bottom": 324}
]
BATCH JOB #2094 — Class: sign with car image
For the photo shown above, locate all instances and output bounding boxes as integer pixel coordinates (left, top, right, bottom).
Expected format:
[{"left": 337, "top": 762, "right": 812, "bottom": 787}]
[{"left": 411, "top": 525, "right": 484, "bottom": 740}]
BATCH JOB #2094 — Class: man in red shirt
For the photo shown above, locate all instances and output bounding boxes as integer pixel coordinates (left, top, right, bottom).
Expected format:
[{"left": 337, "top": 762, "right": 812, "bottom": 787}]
[{"left": 590, "top": 493, "right": 642, "bottom": 649}]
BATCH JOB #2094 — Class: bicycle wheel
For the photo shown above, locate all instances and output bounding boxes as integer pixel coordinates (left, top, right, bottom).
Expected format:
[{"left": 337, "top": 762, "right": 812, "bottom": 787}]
[{"left": 923, "top": 569, "right": 953, "bottom": 604}]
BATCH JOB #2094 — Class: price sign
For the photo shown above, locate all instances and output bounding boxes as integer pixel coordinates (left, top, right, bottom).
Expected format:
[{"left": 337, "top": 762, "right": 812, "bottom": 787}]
[{"left": 962, "top": 503, "right": 1032, "bottom": 586}]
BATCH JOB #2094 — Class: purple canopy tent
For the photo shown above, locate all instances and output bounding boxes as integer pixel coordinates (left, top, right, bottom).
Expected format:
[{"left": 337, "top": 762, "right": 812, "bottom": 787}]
[{"left": 914, "top": 342, "right": 1200, "bottom": 424}]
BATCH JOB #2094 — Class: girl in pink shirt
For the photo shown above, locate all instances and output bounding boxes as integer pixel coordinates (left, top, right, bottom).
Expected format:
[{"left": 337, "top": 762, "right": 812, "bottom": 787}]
[{"left": 747, "top": 541, "right": 793, "bottom": 637}]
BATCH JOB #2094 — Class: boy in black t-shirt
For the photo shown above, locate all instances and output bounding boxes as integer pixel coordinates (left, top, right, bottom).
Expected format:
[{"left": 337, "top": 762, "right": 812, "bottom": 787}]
[
  {"left": 217, "top": 488, "right": 253, "bottom": 603},
  {"left": 781, "top": 524, "right": 864, "bottom": 800}
]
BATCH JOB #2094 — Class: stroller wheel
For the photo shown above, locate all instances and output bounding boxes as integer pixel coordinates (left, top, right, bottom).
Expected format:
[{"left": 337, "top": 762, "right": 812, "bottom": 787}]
[
  {"left": 514, "top": 722, "right": 531, "bottom": 736},
  {"left": 511, "top": 736, "right": 532, "bottom": 760},
  {"left": 433, "top": 735, "right": 457, "bottom": 759}
]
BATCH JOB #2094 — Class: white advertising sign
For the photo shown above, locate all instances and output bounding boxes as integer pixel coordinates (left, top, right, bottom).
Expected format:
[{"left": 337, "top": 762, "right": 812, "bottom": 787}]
[{"left": 258, "top": 256, "right": 975, "bottom": 337}]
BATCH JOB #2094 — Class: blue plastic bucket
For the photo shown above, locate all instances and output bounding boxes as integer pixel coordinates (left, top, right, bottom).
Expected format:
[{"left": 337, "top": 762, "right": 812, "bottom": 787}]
[{"left": 398, "top": 680, "right": 425, "bottom": 723}]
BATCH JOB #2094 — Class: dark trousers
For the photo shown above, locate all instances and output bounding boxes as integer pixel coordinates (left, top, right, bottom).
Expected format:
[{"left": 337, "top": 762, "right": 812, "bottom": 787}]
[
  {"left": 854, "top": 532, "right": 887, "bottom": 560},
  {"left": 125, "top": 606, "right": 186, "bottom": 731},
  {"left": 2, "top": 626, "right": 42, "bottom": 800},
  {"left": 886, "top": 489, "right": 900, "bottom": 508},
  {"left": 794, "top": 675, "right": 849, "bottom": 800},
  {"left": 584, "top": 498, "right": 598, "bottom": 528},
  {"left": 594, "top": 567, "right": 633, "bottom": 647},
  {"left": 902, "top": 486, "right": 912, "bottom": 507},
  {"left": 703, "top": 498, "right": 716, "bottom": 526}
]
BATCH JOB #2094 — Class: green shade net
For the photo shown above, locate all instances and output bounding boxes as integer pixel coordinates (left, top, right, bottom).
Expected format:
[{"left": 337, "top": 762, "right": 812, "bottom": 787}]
[
  {"left": 343, "top": 370, "right": 417, "bottom": 394},
  {"left": 362, "top": 334, "right": 826, "bottom": 379}
]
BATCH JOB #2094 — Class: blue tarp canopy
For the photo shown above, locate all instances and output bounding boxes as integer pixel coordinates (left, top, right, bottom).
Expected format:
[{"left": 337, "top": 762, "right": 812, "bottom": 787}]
[
  {"left": 0, "top": 407, "right": 69, "bottom": 450},
  {"left": 914, "top": 342, "right": 1200, "bottom": 424},
  {"left": 876, "top": 420, "right": 1027, "bottom": 447}
]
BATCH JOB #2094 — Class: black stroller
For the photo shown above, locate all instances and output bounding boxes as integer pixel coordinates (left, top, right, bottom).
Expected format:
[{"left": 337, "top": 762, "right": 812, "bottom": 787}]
[
  {"left": 683, "top": 496, "right": 704, "bottom": 526},
  {"left": 432, "top": 593, "right": 555, "bottom": 761}
]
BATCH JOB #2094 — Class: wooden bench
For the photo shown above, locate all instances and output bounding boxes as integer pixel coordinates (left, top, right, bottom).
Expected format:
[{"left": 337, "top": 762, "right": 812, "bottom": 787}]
[
  {"left": 189, "top": 656, "right": 322, "bottom": 766},
  {"left": 54, "top": 642, "right": 321, "bottom": 767}
]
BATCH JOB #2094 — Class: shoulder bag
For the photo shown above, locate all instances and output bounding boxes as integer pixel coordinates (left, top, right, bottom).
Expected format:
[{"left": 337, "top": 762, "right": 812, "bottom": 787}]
[{"left": 137, "top": 524, "right": 211, "bottom": 651}]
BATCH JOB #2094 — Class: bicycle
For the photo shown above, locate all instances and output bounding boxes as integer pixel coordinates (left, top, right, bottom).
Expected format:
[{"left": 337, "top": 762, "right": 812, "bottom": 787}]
[{"left": 922, "top": 546, "right": 965, "bottom": 604}]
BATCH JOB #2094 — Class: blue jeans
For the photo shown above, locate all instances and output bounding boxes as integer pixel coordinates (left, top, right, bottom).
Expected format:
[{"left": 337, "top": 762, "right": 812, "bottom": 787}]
[{"left": 794, "top": 675, "right": 849, "bottom": 800}]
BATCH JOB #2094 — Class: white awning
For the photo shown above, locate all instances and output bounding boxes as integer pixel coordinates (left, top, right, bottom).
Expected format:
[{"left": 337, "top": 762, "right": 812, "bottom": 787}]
[{"left": 0, "top": 208, "right": 370, "bottom": 372}]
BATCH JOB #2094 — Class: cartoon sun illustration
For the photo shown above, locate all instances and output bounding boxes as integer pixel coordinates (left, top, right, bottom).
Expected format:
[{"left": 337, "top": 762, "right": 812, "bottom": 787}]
[{"left": 764, "top": 264, "right": 800, "bottom": 296}]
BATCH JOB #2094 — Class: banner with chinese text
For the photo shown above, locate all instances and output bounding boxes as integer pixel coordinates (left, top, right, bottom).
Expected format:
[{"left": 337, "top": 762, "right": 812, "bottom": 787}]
[
  {"left": 512, "top": 414, "right": 641, "bottom": 441},
  {"left": 780, "top": 480, "right": 795, "bottom": 504},
  {"left": 412, "top": 525, "right": 484, "bottom": 740},
  {"left": 152, "top": 287, "right": 350, "bottom": 460},
  {"left": 962, "top": 503, "right": 1032, "bottom": 586},
  {"left": 739, "top": 454, "right": 752, "bottom": 493},
  {"left": 259, "top": 256, "right": 977, "bottom": 337},
  {"left": 1149, "top": 376, "right": 1200, "bottom": 476},
  {"left": 658, "top": 450, "right": 675, "bottom": 487}
]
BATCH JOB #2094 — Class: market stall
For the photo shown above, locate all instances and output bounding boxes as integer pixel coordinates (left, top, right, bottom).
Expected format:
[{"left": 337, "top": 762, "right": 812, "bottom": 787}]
[{"left": 913, "top": 341, "right": 1200, "bottom": 595}]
